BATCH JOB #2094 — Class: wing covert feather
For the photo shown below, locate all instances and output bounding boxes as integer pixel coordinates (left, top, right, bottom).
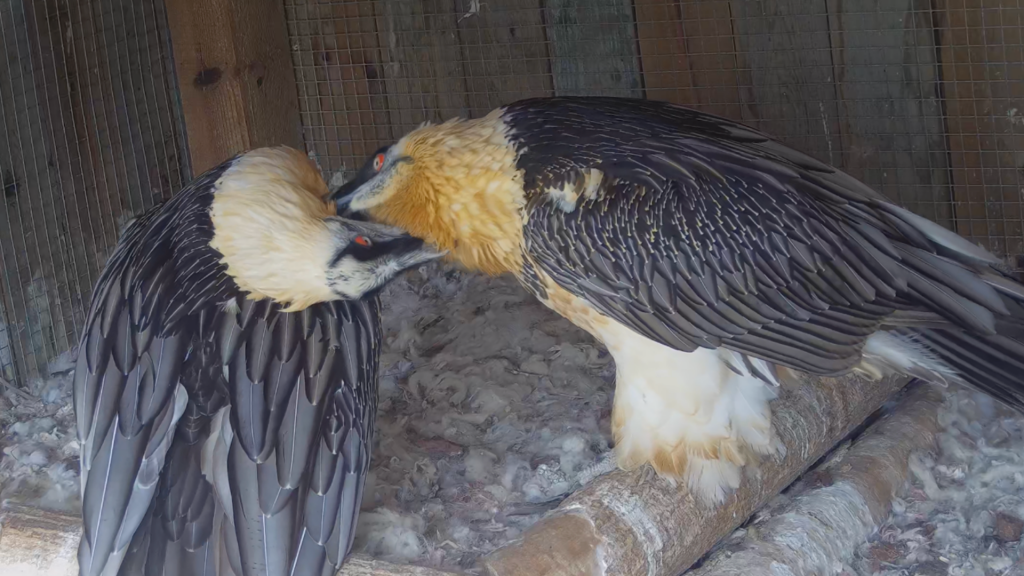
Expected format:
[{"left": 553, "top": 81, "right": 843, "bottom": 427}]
[{"left": 506, "top": 97, "right": 1015, "bottom": 376}]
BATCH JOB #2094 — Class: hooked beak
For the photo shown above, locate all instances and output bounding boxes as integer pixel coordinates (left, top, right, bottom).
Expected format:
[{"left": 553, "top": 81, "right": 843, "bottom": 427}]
[
  {"left": 329, "top": 155, "right": 413, "bottom": 216},
  {"left": 329, "top": 182, "right": 361, "bottom": 217},
  {"left": 403, "top": 242, "right": 448, "bottom": 267},
  {"left": 390, "top": 235, "right": 448, "bottom": 269}
]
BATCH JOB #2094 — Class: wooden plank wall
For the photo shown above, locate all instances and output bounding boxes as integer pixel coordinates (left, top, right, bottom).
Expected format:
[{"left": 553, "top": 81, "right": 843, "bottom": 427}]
[
  {"left": 286, "top": 0, "right": 561, "bottom": 178},
  {"left": 164, "top": 0, "right": 303, "bottom": 174},
  {"left": 544, "top": 0, "right": 642, "bottom": 98},
  {"left": 827, "top": 0, "right": 952, "bottom": 229},
  {"left": 937, "top": 0, "right": 1024, "bottom": 267},
  {"left": 285, "top": 0, "right": 1023, "bottom": 268},
  {"left": 0, "top": 0, "right": 188, "bottom": 383},
  {"left": 0, "top": 0, "right": 1020, "bottom": 382},
  {"left": 731, "top": 0, "right": 843, "bottom": 166}
]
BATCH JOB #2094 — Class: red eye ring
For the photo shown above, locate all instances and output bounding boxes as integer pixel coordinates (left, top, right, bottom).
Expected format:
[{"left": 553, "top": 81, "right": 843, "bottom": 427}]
[
  {"left": 354, "top": 236, "right": 372, "bottom": 247},
  {"left": 372, "top": 154, "right": 385, "bottom": 172}
]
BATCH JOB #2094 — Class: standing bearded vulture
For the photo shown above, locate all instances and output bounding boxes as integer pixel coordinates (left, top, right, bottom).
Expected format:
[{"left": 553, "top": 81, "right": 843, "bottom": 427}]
[
  {"left": 73, "top": 147, "right": 443, "bottom": 576},
  {"left": 333, "top": 96, "right": 1024, "bottom": 504}
]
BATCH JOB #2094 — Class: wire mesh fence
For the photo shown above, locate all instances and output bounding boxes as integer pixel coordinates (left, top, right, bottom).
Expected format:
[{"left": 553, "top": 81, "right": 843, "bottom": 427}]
[
  {"left": 284, "top": 0, "right": 1024, "bottom": 271},
  {"left": 0, "top": 0, "right": 1022, "bottom": 385},
  {"left": 0, "top": 0, "right": 189, "bottom": 385}
]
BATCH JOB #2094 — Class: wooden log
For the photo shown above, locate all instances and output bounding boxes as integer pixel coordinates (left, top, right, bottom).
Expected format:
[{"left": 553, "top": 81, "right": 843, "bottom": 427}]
[
  {"left": 0, "top": 503, "right": 80, "bottom": 576},
  {"left": 688, "top": 382, "right": 944, "bottom": 576},
  {"left": 2, "top": 372, "right": 913, "bottom": 576},
  {"left": 0, "top": 502, "right": 463, "bottom": 576},
  {"left": 480, "top": 370, "right": 912, "bottom": 576},
  {"left": 163, "top": 0, "right": 303, "bottom": 174}
]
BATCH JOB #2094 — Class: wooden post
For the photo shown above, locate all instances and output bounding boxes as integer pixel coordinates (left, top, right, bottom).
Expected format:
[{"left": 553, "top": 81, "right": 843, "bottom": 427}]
[
  {"left": 825, "top": 0, "right": 952, "bottom": 229},
  {"left": 374, "top": 0, "right": 470, "bottom": 135},
  {"left": 163, "top": 0, "right": 303, "bottom": 174}
]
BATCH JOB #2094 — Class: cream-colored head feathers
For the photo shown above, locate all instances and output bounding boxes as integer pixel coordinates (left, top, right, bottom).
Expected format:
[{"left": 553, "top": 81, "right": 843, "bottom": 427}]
[{"left": 209, "top": 146, "right": 338, "bottom": 312}]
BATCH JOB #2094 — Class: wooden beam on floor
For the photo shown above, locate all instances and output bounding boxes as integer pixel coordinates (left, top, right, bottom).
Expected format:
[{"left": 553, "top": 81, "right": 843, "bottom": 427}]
[
  {"left": 0, "top": 502, "right": 464, "bottom": 576},
  {"left": 481, "top": 371, "right": 913, "bottom": 576}
]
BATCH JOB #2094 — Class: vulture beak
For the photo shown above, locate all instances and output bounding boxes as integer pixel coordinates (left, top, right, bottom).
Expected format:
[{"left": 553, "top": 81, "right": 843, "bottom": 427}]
[{"left": 330, "top": 182, "right": 361, "bottom": 217}]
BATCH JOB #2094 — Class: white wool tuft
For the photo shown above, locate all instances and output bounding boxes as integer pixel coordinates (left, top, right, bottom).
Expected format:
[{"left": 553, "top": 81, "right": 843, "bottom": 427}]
[
  {"left": 11, "top": 253, "right": 1024, "bottom": 573},
  {"left": 353, "top": 508, "right": 428, "bottom": 563},
  {"left": 359, "top": 263, "right": 614, "bottom": 569},
  {"left": 849, "top": 384, "right": 1024, "bottom": 575}
]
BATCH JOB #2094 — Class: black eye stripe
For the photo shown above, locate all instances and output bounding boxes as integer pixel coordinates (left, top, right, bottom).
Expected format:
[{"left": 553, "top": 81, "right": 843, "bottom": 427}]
[
  {"left": 329, "top": 247, "right": 348, "bottom": 268},
  {"left": 330, "top": 236, "right": 425, "bottom": 266}
]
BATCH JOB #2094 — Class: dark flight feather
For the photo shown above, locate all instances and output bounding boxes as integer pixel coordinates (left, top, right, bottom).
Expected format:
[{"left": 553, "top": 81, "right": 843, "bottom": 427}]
[
  {"left": 75, "top": 154, "right": 383, "bottom": 576},
  {"left": 506, "top": 96, "right": 1024, "bottom": 400}
]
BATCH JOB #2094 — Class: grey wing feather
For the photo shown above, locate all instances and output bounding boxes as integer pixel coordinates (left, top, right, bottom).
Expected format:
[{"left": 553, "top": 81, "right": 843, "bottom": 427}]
[
  {"left": 115, "top": 294, "right": 383, "bottom": 576},
  {"left": 508, "top": 97, "right": 1021, "bottom": 380},
  {"left": 74, "top": 273, "right": 191, "bottom": 576},
  {"left": 216, "top": 296, "right": 382, "bottom": 576},
  {"left": 75, "top": 155, "right": 240, "bottom": 576}
]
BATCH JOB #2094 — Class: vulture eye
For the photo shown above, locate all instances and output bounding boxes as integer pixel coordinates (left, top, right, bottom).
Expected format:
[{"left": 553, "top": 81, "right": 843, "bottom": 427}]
[
  {"left": 372, "top": 154, "right": 385, "bottom": 172},
  {"left": 354, "top": 236, "right": 372, "bottom": 247}
]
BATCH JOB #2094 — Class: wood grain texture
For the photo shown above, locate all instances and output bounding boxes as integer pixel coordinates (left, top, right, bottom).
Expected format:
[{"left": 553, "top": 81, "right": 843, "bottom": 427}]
[
  {"left": 0, "top": 0, "right": 64, "bottom": 383},
  {"left": 634, "top": 0, "right": 749, "bottom": 117},
  {"left": 454, "top": 0, "right": 554, "bottom": 118},
  {"left": 0, "top": 0, "right": 189, "bottom": 385},
  {"left": 689, "top": 383, "right": 944, "bottom": 576},
  {"left": 286, "top": 0, "right": 392, "bottom": 178},
  {"left": 481, "top": 371, "right": 911, "bottom": 576},
  {"left": 164, "top": 0, "right": 302, "bottom": 174},
  {"left": 543, "top": 0, "right": 642, "bottom": 98},
  {"left": 731, "top": 0, "right": 843, "bottom": 167},
  {"left": 936, "top": 0, "right": 1024, "bottom": 267},
  {"left": 826, "top": 0, "right": 952, "bottom": 229},
  {"left": 374, "top": 0, "right": 470, "bottom": 134},
  {"left": 680, "top": 1, "right": 745, "bottom": 120},
  {"left": 634, "top": 0, "right": 697, "bottom": 106},
  {"left": 0, "top": 503, "right": 81, "bottom": 576}
]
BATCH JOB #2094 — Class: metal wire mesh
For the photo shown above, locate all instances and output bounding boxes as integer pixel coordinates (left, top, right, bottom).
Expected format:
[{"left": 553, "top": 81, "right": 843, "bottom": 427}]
[
  {"left": 284, "top": 0, "right": 1024, "bottom": 272},
  {"left": 0, "top": 0, "right": 189, "bottom": 385},
  {"left": 2, "top": 0, "right": 1021, "bottom": 383}
]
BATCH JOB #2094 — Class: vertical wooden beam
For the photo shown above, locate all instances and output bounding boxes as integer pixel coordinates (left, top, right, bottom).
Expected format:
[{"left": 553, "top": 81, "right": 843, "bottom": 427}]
[
  {"left": 634, "top": 1, "right": 747, "bottom": 120},
  {"left": 374, "top": 0, "right": 470, "bottom": 135},
  {"left": 730, "top": 0, "right": 843, "bottom": 166},
  {"left": 286, "top": 0, "right": 392, "bottom": 179},
  {"left": 455, "top": 0, "right": 554, "bottom": 117},
  {"left": 164, "top": 0, "right": 303, "bottom": 174},
  {"left": 685, "top": 2, "right": 745, "bottom": 120},
  {"left": 543, "top": 0, "right": 642, "bottom": 98},
  {"left": 936, "top": 0, "right": 1024, "bottom": 267},
  {"left": 633, "top": 0, "right": 696, "bottom": 106},
  {"left": 825, "top": 0, "right": 952, "bottom": 229}
]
